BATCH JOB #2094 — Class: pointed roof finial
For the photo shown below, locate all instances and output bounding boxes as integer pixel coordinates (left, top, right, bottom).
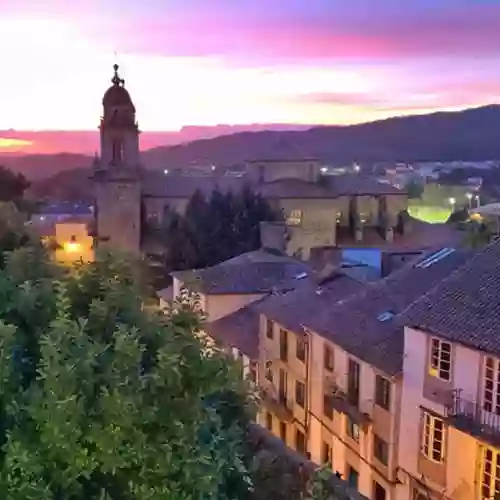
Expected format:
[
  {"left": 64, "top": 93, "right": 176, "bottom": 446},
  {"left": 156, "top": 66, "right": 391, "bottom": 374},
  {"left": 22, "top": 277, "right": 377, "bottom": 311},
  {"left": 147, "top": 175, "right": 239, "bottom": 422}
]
[{"left": 111, "top": 63, "right": 125, "bottom": 87}]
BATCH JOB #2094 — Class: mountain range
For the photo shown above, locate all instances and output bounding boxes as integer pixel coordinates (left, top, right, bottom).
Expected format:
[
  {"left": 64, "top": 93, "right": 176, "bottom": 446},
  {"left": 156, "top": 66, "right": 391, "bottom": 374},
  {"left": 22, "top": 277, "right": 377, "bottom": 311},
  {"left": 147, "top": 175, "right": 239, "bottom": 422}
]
[{"left": 2, "top": 104, "right": 500, "bottom": 200}]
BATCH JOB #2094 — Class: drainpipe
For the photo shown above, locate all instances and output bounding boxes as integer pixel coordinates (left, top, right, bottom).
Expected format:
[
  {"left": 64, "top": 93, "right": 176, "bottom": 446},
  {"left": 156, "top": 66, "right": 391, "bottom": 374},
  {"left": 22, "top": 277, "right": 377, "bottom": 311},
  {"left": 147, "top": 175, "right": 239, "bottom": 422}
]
[{"left": 302, "top": 326, "right": 312, "bottom": 458}]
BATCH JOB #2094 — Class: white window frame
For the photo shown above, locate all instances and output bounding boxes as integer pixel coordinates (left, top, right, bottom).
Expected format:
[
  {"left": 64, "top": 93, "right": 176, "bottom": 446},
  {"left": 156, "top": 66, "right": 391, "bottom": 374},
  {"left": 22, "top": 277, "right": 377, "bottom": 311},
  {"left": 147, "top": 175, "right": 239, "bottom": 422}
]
[
  {"left": 421, "top": 412, "right": 445, "bottom": 463},
  {"left": 483, "top": 356, "right": 500, "bottom": 415},
  {"left": 481, "top": 446, "right": 500, "bottom": 500},
  {"left": 429, "top": 337, "right": 452, "bottom": 381}
]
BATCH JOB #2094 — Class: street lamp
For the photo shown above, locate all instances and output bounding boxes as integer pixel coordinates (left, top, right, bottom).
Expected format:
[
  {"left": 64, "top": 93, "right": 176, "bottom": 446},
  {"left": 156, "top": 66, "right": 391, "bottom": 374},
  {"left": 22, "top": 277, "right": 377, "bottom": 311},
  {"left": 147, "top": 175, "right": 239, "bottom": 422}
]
[
  {"left": 353, "top": 163, "right": 360, "bottom": 173},
  {"left": 466, "top": 192, "right": 472, "bottom": 209},
  {"left": 449, "top": 197, "right": 456, "bottom": 212},
  {"left": 475, "top": 195, "right": 480, "bottom": 208}
]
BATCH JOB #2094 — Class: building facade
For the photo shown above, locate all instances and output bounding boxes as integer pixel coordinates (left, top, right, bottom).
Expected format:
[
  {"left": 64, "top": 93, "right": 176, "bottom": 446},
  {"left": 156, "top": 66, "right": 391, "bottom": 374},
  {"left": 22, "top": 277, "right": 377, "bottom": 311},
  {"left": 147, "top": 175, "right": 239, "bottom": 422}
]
[{"left": 93, "top": 65, "right": 409, "bottom": 260}]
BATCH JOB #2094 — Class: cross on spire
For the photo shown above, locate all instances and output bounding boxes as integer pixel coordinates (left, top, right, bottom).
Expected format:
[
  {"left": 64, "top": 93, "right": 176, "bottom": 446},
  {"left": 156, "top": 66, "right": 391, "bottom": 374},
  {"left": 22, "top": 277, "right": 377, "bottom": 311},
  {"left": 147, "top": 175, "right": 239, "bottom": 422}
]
[{"left": 111, "top": 63, "right": 125, "bottom": 87}]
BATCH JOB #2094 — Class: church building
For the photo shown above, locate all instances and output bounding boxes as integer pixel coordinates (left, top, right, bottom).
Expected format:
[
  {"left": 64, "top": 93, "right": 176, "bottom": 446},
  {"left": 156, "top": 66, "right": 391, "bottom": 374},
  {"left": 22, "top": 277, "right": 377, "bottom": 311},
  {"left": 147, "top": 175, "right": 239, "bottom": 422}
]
[{"left": 93, "top": 65, "right": 409, "bottom": 259}]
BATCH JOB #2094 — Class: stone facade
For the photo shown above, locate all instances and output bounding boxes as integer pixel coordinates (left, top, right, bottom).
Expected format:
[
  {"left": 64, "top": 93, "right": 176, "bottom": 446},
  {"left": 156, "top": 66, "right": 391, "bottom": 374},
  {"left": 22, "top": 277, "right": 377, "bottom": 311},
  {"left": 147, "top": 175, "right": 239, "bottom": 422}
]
[{"left": 93, "top": 66, "right": 409, "bottom": 259}]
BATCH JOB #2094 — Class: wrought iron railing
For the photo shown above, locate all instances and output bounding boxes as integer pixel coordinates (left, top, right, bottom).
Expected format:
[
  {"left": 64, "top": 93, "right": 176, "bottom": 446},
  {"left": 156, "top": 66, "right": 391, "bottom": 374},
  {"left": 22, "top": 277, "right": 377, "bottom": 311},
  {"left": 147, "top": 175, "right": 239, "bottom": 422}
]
[{"left": 446, "top": 391, "right": 500, "bottom": 446}]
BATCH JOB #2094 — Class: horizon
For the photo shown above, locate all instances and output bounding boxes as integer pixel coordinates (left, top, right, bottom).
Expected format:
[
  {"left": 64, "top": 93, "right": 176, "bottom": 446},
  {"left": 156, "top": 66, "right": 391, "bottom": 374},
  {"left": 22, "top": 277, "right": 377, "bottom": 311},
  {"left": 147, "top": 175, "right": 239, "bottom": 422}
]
[{"left": 1, "top": 0, "right": 500, "bottom": 153}]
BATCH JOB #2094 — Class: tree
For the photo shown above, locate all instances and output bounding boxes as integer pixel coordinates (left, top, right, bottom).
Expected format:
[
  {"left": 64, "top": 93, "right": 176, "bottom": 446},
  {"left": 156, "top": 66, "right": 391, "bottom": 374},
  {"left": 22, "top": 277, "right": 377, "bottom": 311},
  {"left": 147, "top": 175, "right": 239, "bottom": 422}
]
[
  {"left": 0, "top": 165, "right": 30, "bottom": 203},
  {"left": 0, "top": 248, "right": 254, "bottom": 499},
  {"left": 404, "top": 179, "right": 424, "bottom": 199},
  {"left": 462, "top": 220, "right": 493, "bottom": 249},
  {"left": 161, "top": 187, "right": 280, "bottom": 271}
]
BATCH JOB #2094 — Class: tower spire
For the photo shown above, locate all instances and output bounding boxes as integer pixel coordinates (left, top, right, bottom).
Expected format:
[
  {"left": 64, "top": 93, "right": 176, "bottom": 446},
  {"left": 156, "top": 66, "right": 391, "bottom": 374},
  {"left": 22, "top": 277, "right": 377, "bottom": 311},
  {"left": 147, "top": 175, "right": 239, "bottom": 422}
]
[{"left": 111, "top": 63, "right": 125, "bottom": 87}]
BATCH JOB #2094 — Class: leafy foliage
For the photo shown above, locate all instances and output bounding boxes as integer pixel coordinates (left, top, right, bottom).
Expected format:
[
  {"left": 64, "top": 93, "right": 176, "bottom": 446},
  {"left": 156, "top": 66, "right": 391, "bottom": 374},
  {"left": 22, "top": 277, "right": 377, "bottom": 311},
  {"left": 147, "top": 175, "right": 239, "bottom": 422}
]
[
  {"left": 158, "top": 186, "right": 279, "bottom": 271},
  {"left": 404, "top": 179, "right": 424, "bottom": 199},
  {"left": 0, "top": 166, "right": 30, "bottom": 204},
  {"left": 0, "top": 247, "right": 254, "bottom": 500},
  {"left": 461, "top": 220, "right": 493, "bottom": 249}
]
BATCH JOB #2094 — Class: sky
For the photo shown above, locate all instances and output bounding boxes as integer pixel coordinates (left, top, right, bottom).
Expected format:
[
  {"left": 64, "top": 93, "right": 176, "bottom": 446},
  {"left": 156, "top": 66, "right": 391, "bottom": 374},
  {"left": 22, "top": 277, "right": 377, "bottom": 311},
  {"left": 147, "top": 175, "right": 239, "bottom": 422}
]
[{"left": 1, "top": 0, "right": 500, "bottom": 132}]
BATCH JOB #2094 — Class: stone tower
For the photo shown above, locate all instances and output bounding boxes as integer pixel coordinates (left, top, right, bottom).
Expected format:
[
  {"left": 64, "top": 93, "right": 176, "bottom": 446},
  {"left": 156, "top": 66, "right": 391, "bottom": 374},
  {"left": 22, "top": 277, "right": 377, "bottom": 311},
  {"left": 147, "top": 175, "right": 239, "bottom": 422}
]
[{"left": 93, "top": 64, "right": 142, "bottom": 255}]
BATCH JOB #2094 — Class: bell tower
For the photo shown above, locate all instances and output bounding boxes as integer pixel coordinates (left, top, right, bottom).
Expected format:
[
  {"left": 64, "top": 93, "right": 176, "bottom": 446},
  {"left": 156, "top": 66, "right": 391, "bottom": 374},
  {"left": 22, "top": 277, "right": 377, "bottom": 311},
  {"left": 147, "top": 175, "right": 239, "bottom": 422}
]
[{"left": 93, "top": 64, "right": 142, "bottom": 255}]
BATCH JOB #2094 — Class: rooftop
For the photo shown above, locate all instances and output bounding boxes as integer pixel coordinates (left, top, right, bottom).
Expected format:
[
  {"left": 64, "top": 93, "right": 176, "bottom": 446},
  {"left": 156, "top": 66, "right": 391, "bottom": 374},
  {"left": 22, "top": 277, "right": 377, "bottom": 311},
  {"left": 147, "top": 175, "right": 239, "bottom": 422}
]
[
  {"left": 300, "top": 247, "right": 473, "bottom": 375},
  {"left": 142, "top": 172, "right": 404, "bottom": 199},
  {"left": 171, "top": 250, "right": 313, "bottom": 295},
  {"left": 205, "top": 299, "right": 265, "bottom": 359},
  {"left": 401, "top": 239, "right": 500, "bottom": 357}
]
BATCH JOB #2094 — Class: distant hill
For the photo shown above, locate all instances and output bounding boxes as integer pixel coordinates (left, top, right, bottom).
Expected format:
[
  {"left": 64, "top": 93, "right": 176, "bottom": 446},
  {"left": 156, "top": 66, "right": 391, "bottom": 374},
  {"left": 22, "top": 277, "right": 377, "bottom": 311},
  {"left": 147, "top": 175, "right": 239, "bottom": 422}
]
[{"left": 9, "top": 104, "right": 500, "bottom": 199}]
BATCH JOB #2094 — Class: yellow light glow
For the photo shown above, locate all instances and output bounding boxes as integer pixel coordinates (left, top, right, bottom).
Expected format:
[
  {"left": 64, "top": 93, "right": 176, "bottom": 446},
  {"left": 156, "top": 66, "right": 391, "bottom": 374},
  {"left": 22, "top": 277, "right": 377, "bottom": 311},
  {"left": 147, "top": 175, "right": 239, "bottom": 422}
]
[
  {"left": 0, "top": 138, "right": 33, "bottom": 149},
  {"left": 64, "top": 241, "right": 81, "bottom": 253}
]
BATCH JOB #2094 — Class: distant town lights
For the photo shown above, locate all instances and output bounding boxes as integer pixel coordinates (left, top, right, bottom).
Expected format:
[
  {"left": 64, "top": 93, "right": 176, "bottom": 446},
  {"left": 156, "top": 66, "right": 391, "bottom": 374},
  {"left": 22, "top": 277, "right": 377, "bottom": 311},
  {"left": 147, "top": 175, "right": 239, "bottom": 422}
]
[
  {"left": 163, "top": 169, "right": 169, "bottom": 175},
  {"left": 353, "top": 163, "right": 360, "bottom": 173},
  {"left": 320, "top": 167, "right": 328, "bottom": 174}
]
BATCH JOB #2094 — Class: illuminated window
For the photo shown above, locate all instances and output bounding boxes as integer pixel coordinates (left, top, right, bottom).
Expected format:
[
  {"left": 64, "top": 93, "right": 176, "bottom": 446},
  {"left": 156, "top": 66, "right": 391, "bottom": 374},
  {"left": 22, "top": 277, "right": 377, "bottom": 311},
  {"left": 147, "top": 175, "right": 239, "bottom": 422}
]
[
  {"left": 429, "top": 338, "right": 452, "bottom": 381},
  {"left": 286, "top": 209, "right": 302, "bottom": 226},
  {"left": 481, "top": 447, "right": 500, "bottom": 500},
  {"left": 483, "top": 357, "right": 500, "bottom": 414},
  {"left": 421, "top": 412, "right": 445, "bottom": 463}
]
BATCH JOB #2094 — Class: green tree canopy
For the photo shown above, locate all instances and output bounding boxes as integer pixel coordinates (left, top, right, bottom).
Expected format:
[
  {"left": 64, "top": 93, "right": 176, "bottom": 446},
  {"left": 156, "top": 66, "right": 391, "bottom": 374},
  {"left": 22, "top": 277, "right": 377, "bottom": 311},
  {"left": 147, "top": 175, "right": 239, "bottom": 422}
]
[
  {"left": 404, "top": 179, "right": 424, "bottom": 199},
  {"left": 159, "top": 186, "right": 279, "bottom": 271},
  {"left": 0, "top": 247, "right": 255, "bottom": 499},
  {"left": 0, "top": 166, "right": 30, "bottom": 202}
]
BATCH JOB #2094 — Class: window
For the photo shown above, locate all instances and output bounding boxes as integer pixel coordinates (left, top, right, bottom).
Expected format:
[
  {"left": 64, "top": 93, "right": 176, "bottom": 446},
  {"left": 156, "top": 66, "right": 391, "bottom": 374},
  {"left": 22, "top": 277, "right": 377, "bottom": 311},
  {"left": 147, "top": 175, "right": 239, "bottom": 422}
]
[
  {"left": 266, "top": 319, "right": 274, "bottom": 339},
  {"left": 295, "top": 380, "right": 306, "bottom": 408},
  {"left": 266, "top": 412, "right": 273, "bottom": 431},
  {"left": 347, "top": 465, "right": 359, "bottom": 489},
  {"left": 296, "top": 337, "right": 307, "bottom": 362},
  {"left": 429, "top": 338, "right": 452, "bottom": 381},
  {"left": 483, "top": 356, "right": 500, "bottom": 414},
  {"left": 265, "top": 361, "right": 273, "bottom": 383},
  {"left": 321, "top": 441, "right": 332, "bottom": 465},
  {"left": 481, "top": 447, "right": 500, "bottom": 500},
  {"left": 279, "top": 421, "right": 287, "bottom": 442},
  {"left": 280, "top": 329, "right": 288, "bottom": 362},
  {"left": 248, "top": 361, "right": 257, "bottom": 383},
  {"left": 323, "top": 393, "right": 334, "bottom": 420},
  {"left": 373, "top": 434, "right": 389, "bottom": 466},
  {"left": 373, "top": 481, "right": 387, "bottom": 500},
  {"left": 324, "top": 345, "right": 334, "bottom": 372},
  {"left": 375, "top": 375, "right": 391, "bottom": 411},
  {"left": 295, "top": 429, "right": 306, "bottom": 455},
  {"left": 346, "top": 417, "right": 360, "bottom": 442},
  {"left": 287, "top": 209, "right": 302, "bottom": 226},
  {"left": 347, "top": 359, "right": 360, "bottom": 407},
  {"left": 422, "top": 412, "right": 445, "bottom": 463}
]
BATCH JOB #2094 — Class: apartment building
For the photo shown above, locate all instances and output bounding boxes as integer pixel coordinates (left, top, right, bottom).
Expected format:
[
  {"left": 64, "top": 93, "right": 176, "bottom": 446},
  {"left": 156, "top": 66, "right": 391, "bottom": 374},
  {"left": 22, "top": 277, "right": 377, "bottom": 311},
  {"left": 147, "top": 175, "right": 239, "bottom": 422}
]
[
  {"left": 257, "top": 247, "right": 473, "bottom": 500},
  {"left": 397, "top": 241, "right": 500, "bottom": 500},
  {"left": 170, "top": 249, "right": 314, "bottom": 378}
]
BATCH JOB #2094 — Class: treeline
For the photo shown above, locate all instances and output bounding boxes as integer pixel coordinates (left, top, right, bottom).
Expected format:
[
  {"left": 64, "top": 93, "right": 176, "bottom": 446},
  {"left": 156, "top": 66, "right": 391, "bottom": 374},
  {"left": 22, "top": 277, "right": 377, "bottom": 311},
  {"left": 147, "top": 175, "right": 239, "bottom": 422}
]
[{"left": 152, "top": 185, "right": 280, "bottom": 271}]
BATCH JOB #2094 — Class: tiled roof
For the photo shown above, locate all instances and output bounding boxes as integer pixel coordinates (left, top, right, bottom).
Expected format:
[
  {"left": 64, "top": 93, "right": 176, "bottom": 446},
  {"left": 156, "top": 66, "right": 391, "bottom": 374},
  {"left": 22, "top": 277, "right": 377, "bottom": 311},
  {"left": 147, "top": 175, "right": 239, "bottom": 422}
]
[
  {"left": 171, "top": 251, "right": 313, "bottom": 295},
  {"left": 301, "top": 248, "right": 474, "bottom": 375},
  {"left": 142, "top": 172, "right": 405, "bottom": 199},
  {"left": 205, "top": 299, "right": 264, "bottom": 359},
  {"left": 400, "top": 240, "right": 500, "bottom": 357},
  {"left": 257, "top": 272, "right": 365, "bottom": 333}
]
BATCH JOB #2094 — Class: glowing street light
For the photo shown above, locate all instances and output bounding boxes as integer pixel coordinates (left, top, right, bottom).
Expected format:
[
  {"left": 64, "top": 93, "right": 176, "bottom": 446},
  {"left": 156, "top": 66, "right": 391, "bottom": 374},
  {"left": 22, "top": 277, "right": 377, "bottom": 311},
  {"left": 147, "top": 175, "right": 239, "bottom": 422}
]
[
  {"left": 466, "top": 192, "right": 472, "bottom": 208},
  {"left": 163, "top": 169, "right": 169, "bottom": 175},
  {"left": 449, "top": 197, "right": 456, "bottom": 212},
  {"left": 320, "top": 166, "right": 328, "bottom": 174},
  {"left": 353, "top": 163, "right": 360, "bottom": 173}
]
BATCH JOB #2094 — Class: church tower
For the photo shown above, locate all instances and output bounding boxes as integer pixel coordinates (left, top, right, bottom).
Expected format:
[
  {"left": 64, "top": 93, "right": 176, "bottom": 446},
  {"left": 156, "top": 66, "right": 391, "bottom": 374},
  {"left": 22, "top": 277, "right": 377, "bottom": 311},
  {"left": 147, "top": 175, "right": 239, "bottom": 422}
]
[{"left": 93, "top": 64, "right": 142, "bottom": 254}]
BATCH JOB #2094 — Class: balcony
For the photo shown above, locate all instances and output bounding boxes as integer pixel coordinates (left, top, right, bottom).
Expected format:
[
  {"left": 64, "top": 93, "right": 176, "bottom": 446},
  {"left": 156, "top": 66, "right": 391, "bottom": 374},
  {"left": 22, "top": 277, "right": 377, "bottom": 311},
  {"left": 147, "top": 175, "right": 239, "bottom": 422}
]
[
  {"left": 326, "top": 386, "right": 371, "bottom": 427},
  {"left": 446, "top": 392, "right": 500, "bottom": 448},
  {"left": 261, "top": 386, "right": 294, "bottom": 423}
]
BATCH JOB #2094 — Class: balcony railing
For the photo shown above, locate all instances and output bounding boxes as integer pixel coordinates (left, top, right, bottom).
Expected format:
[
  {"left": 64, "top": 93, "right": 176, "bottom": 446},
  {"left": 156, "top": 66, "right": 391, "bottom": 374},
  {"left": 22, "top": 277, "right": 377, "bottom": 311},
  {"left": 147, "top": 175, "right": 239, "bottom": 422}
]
[
  {"left": 327, "top": 386, "right": 371, "bottom": 427},
  {"left": 261, "top": 386, "right": 294, "bottom": 423},
  {"left": 446, "top": 392, "right": 500, "bottom": 447}
]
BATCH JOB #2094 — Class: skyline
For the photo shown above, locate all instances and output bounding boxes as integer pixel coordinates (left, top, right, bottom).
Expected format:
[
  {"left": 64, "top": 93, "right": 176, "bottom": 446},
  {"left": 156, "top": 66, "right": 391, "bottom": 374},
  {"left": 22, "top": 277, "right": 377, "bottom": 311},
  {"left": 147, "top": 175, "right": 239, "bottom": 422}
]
[{"left": 1, "top": 0, "right": 500, "bottom": 135}]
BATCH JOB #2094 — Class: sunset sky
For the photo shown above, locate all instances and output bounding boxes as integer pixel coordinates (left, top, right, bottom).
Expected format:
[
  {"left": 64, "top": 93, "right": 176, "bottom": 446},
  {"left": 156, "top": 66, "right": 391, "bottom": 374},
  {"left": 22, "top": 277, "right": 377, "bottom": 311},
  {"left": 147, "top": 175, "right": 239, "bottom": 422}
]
[{"left": 1, "top": 0, "right": 500, "bottom": 132}]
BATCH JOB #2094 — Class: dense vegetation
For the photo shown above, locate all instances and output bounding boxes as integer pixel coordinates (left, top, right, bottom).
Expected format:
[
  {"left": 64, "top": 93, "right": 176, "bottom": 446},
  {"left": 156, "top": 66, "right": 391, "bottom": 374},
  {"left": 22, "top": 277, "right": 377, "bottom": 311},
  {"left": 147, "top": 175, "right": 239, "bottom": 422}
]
[
  {"left": 0, "top": 206, "right": 357, "bottom": 499},
  {"left": 155, "top": 185, "right": 280, "bottom": 271}
]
